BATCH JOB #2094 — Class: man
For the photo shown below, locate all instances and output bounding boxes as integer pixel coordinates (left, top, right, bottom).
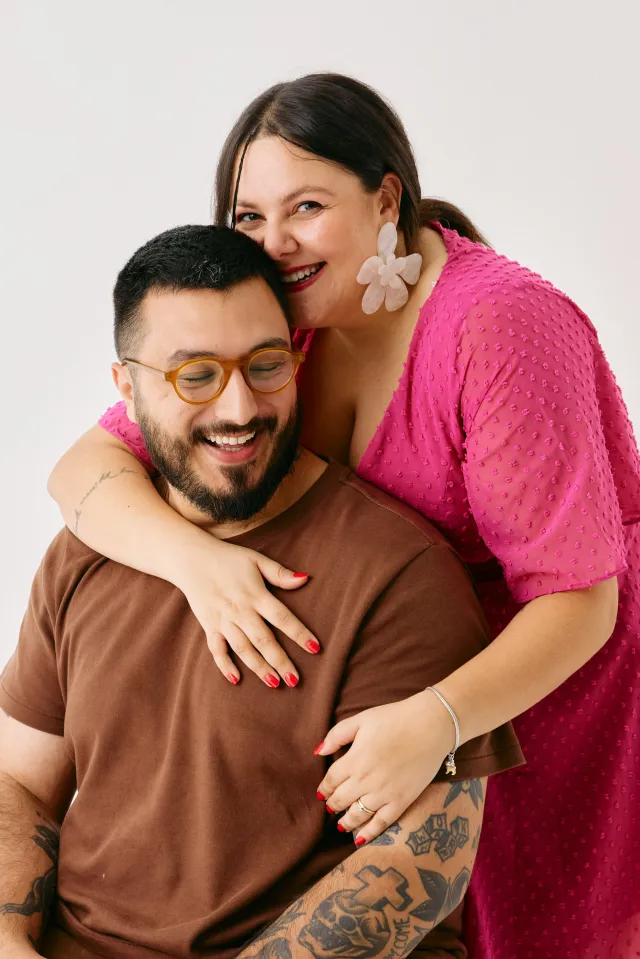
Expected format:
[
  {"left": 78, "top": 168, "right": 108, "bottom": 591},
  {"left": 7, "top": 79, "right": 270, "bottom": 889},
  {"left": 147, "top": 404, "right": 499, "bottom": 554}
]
[{"left": 0, "top": 226, "right": 523, "bottom": 959}]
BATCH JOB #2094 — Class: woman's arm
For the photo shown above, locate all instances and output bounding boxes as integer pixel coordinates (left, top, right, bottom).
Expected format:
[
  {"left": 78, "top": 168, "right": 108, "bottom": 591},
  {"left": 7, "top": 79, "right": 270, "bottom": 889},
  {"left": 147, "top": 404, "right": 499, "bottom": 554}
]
[
  {"left": 315, "top": 577, "right": 617, "bottom": 843},
  {"left": 47, "top": 426, "right": 319, "bottom": 685}
]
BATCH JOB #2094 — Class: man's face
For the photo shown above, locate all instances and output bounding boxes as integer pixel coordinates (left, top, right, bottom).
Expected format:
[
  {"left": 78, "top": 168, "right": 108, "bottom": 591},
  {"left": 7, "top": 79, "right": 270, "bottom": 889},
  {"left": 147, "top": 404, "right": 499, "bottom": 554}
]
[{"left": 116, "top": 278, "right": 301, "bottom": 524}]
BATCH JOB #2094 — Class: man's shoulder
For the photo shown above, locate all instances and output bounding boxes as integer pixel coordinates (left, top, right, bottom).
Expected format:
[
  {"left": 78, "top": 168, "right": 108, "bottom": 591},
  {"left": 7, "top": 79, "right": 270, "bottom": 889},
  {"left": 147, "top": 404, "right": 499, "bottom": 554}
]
[
  {"left": 320, "top": 462, "right": 451, "bottom": 555},
  {"left": 38, "top": 528, "right": 107, "bottom": 601}
]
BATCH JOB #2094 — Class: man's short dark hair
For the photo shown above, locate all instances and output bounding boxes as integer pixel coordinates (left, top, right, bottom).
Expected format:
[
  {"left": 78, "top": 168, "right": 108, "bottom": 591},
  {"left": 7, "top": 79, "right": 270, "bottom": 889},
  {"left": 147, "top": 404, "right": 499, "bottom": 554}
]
[{"left": 113, "top": 225, "right": 291, "bottom": 359}]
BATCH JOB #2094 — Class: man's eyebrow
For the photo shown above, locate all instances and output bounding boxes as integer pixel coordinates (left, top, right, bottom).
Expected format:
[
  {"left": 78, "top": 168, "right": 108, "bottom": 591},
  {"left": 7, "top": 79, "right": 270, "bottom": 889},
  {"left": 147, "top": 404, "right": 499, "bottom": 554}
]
[
  {"left": 166, "top": 337, "right": 290, "bottom": 365},
  {"left": 236, "top": 185, "right": 335, "bottom": 209}
]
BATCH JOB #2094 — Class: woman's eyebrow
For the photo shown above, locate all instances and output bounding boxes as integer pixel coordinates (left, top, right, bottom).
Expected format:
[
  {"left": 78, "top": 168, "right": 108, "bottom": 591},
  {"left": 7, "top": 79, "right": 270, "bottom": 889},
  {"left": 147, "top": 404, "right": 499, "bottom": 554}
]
[{"left": 237, "top": 186, "right": 335, "bottom": 208}]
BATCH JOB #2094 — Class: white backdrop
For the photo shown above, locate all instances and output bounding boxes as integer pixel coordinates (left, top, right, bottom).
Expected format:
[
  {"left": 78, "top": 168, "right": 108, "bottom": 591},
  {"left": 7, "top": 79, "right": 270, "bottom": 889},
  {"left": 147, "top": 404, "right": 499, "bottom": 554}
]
[{"left": 1, "top": 1, "right": 639, "bottom": 668}]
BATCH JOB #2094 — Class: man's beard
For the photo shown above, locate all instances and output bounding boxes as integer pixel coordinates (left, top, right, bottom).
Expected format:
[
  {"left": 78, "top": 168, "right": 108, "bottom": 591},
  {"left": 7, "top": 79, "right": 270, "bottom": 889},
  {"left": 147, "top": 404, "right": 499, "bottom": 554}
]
[{"left": 136, "top": 403, "right": 303, "bottom": 524}]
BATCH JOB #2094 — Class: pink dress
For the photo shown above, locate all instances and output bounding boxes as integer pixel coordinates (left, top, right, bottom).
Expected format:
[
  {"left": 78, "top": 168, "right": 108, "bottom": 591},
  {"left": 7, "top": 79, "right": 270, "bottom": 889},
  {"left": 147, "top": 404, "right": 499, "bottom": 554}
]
[{"left": 99, "top": 226, "right": 640, "bottom": 958}]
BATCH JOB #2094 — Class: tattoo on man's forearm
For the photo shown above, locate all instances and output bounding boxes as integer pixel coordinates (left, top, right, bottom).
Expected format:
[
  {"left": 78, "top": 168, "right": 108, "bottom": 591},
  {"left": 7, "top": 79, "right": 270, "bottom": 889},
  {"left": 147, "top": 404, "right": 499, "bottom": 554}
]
[
  {"left": 406, "top": 813, "right": 469, "bottom": 861},
  {"left": 472, "top": 826, "right": 481, "bottom": 850},
  {"left": 369, "top": 823, "right": 402, "bottom": 847},
  {"left": 409, "top": 866, "right": 471, "bottom": 926},
  {"left": 247, "top": 900, "right": 305, "bottom": 949},
  {"left": 297, "top": 865, "right": 413, "bottom": 958},
  {"left": 444, "top": 778, "right": 483, "bottom": 810},
  {"left": 73, "top": 467, "right": 148, "bottom": 533},
  {"left": 0, "top": 813, "right": 59, "bottom": 926},
  {"left": 245, "top": 940, "right": 292, "bottom": 959}
]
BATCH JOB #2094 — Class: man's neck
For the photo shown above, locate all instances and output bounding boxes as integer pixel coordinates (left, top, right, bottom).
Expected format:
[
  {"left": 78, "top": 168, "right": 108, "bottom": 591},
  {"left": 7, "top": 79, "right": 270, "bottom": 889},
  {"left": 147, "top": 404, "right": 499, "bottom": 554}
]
[{"left": 157, "top": 447, "right": 328, "bottom": 540}]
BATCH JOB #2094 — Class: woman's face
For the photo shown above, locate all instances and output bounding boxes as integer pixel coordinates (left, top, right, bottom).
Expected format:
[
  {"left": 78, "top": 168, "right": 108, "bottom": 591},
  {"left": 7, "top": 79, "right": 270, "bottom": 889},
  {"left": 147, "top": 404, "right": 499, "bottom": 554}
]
[{"left": 233, "top": 136, "right": 397, "bottom": 330}]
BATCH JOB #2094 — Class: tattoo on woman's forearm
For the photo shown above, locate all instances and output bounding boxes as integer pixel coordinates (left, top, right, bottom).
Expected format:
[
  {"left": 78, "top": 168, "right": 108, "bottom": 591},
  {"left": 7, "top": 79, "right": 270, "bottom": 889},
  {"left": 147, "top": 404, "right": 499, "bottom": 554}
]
[
  {"left": 0, "top": 813, "right": 59, "bottom": 927},
  {"left": 73, "top": 467, "right": 149, "bottom": 533}
]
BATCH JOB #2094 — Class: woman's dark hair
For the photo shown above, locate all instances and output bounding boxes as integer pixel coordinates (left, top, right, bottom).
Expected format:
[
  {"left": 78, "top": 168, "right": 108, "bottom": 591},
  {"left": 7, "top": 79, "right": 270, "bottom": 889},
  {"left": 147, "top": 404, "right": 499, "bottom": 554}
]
[{"left": 215, "top": 73, "right": 488, "bottom": 251}]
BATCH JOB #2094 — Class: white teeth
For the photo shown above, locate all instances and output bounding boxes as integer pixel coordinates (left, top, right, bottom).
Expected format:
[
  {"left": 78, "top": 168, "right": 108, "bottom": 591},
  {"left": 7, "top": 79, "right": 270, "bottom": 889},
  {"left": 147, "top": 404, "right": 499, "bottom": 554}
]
[
  {"left": 282, "top": 263, "right": 323, "bottom": 284},
  {"left": 208, "top": 431, "right": 255, "bottom": 448}
]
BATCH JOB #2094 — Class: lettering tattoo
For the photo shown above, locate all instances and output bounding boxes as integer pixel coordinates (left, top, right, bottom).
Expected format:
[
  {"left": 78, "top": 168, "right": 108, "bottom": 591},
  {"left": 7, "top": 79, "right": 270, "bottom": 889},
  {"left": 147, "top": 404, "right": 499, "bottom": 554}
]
[
  {"left": 409, "top": 866, "right": 471, "bottom": 926},
  {"left": 297, "top": 865, "right": 413, "bottom": 958},
  {"left": 405, "top": 813, "right": 469, "bottom": 862},
  {"left": 73, "top": 467, "right": 148, "bottom": 533},
  {"left": 0, "top": 812, "right": 59, "bottom": 927},
  {"left": 444, "top": 779, "right": 483, "bottom": 811}
]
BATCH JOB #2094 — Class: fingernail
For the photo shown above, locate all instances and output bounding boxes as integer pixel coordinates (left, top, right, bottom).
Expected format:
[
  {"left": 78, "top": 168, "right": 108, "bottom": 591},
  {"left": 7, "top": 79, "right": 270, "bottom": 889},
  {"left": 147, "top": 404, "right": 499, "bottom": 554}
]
[
  {"left": 313, "top": 741, "right": 325, "bottom": 756},
  {"left": 306, "top": 640, "right": 321, "bottom": 654},
  {"left": 284, "top": 673, "right": 299, "bottom": 688},
  {"left": 293, "top": 572, "right": 309, "bottom": 579},
  {"left": 355, "top": 836, "right": 366, "bottom": 847},
  {"left": 326, "top": 804, "right": 335, "bottom": 815},
  {"left": 316, "top": 791, "right": 325, "bottom": 801},
  {"left": 226, "top": 674, "right": 239, "bottom": 685},
  {"left": 337, "top": 823, "right": 347, "bottom": 833},
  {"left": 264, "top": 674, "right": 280, "bottom": 688}
]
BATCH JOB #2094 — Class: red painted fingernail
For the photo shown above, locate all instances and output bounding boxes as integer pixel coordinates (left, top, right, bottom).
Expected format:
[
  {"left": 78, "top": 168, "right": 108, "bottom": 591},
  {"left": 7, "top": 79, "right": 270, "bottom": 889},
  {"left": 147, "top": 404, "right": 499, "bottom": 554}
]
[
  {"left": 313, "top": 741, "right": 325, "bottom": 755},
  {"left": 293, "top": 572, "right": 309, "bottom": 579},
  {"left": 264, "top": 674, "right": 280, "bottom": 688},
  {"left": 226, "top": 674, "right": 239, "bottom": 685},
  {"left": 284, "top": 673, "right": 299, "bottom": 688},
  {"left": 355, "top": 836, "right": 366, "bottom": 847},
  {"left": 337, "top": 823, "right": 347, "bottom": 833},
  {"left": 316, "top": 791, "right": 325, "bottom": 801},
  {"left": 306, "top": 640, "right": 321, "bottom": 654},
  {"left": 326, "top": 804, "right": 335, "bottom": 814}
]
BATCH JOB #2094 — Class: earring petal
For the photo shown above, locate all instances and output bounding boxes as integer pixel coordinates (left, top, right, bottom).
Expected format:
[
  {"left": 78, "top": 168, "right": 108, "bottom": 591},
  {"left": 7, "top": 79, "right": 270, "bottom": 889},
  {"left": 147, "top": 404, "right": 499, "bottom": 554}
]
[
  {"left": 357, "top": 255, "right": 383, "bottom": 285},
  {"left": 384, "top": 275, "right": 409, "bottom": 311},
  {"left": 399, "top": 253, "right": 423, "bottom": 285},
  {"left": 362, "top": 277, "right": 386, "bottom": 315},
  {"left": 377, "top": 221, "right": 398, "bottom": 259}
]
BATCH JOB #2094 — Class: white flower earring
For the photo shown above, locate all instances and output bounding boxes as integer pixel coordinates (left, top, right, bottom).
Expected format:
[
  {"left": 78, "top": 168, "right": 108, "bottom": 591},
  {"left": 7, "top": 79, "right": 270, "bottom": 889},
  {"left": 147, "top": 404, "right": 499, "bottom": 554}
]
[{"left": 356, "top": 222, "right": 423, "bottom": 315}]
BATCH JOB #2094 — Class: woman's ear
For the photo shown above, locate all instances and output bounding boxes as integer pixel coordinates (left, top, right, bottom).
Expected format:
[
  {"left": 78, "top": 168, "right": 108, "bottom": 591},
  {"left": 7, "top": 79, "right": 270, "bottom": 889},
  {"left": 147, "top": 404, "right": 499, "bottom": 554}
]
[
  {"left": 111, "top": 362, "right": 138, "bottom": 424},
  {"left": 378, "top": 173, "right": 403, "bottom": 225}
]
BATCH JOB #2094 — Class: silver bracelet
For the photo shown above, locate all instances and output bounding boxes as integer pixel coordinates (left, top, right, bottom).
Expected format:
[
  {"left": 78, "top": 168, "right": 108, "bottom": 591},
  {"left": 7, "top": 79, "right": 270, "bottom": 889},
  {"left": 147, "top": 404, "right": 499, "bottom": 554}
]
[{"left": 426, "top": 686, "right": 460, "bottom": 776}]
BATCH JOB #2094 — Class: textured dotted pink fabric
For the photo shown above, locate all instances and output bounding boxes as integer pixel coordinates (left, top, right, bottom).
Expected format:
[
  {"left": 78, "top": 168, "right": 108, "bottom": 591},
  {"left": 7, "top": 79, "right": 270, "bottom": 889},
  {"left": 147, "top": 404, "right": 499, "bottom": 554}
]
[{"left": 99, "top": 226, "right": 640, "bottom": 958}]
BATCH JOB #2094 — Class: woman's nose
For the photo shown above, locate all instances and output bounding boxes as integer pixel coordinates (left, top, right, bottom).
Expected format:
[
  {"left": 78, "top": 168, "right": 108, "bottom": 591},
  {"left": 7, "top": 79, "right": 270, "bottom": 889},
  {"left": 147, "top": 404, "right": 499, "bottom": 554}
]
[{"left": 262, "top": 222, "right": 298, "bottom": 261}]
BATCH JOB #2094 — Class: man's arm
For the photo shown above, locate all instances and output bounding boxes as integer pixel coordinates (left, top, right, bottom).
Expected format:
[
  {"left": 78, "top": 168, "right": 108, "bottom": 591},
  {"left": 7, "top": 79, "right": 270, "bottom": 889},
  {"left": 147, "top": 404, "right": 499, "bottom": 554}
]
[
  {"left": 237, "top": 777, "right": 485, "bottom": 959},
  {"left": 0, "top": 710, "right": 75, "bottom": 958}
]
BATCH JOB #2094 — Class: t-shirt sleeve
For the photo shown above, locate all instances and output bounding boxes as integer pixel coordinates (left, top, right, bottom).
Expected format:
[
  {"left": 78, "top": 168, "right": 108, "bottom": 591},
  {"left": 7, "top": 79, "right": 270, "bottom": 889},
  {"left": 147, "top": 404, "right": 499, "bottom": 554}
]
[
  {"left": 98, "top": 401, "right": 155, "bottom": 471},
  {"left": 0, "top": 540, "right": 68, "bottom": 736},
  {"left": 459, "top": 285, "right": 634, "bottom": 603},
  {"left": 334, "top": 544, "right": 525, "bottom": 782}
]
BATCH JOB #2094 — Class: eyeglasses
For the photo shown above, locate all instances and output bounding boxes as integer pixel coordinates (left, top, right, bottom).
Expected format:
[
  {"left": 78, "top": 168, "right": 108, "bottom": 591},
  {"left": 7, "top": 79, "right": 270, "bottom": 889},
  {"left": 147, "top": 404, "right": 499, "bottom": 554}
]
[{"left": 122, "top": 348, "right": 305, "bottom": 405}]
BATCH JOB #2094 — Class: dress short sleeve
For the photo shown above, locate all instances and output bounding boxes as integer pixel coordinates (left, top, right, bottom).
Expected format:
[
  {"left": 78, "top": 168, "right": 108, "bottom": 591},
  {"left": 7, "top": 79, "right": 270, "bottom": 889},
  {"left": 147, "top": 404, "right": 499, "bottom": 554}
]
[
  {"left": 98, "top": 401, "right": 155, "bottom": 471},
  {"left": 460, "top": 284, "right": 637, "bottom": 602}
]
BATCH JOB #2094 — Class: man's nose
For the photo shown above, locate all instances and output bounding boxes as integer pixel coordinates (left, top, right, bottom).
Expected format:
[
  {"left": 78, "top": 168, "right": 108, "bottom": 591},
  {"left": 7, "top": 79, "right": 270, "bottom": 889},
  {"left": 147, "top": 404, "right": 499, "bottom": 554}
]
[
  {"left": 213, "top": 368, "right": 259, "bottom": 426},
  {"left": 262, "top": 221, "right": 298, "bottom": 261}
]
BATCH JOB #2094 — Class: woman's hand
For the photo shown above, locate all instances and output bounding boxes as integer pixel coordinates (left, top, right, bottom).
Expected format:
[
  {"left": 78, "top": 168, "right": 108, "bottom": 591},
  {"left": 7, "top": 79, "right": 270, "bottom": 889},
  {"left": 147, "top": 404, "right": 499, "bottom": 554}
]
[
  {"left": 315, "top": 690, "right": 455, "bottom": 843},
  {"left": 176, "top": 540, "right": 320, "bottom": 687}
]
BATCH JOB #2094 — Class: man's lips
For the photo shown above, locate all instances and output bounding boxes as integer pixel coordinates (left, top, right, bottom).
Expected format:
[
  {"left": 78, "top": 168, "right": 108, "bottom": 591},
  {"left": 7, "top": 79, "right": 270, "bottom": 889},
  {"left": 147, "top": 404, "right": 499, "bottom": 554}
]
[{"left": 200, "top": 432, "right": 263, "bottom": 465}]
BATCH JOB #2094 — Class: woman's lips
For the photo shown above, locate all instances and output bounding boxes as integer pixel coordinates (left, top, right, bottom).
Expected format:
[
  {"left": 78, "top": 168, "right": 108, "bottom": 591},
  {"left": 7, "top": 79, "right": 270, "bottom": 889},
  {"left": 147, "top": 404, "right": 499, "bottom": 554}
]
[{"left": 281, "top": 262, "right": 326, "bottom": 293}]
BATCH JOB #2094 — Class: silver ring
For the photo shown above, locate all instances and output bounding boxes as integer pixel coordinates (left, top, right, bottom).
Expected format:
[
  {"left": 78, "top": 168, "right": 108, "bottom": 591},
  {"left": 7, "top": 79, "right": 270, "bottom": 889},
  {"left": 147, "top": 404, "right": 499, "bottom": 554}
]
[{"left": 356, "top": 797, "right": 376, "bottom": 817}]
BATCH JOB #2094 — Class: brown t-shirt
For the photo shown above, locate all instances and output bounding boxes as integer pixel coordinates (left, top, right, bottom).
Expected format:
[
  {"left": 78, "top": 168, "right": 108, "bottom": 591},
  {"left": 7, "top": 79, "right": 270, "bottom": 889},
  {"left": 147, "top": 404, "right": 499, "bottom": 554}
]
[{"left": 0, "top": 462, "right": 523, "bottom": 959}]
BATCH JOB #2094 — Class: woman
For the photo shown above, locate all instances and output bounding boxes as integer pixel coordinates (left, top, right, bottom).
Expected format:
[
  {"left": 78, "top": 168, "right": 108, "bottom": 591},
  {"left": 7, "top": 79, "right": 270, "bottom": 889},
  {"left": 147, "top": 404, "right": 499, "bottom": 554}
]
[{"left": 48, "top": 74, "right": 639, "bottom": 958}]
